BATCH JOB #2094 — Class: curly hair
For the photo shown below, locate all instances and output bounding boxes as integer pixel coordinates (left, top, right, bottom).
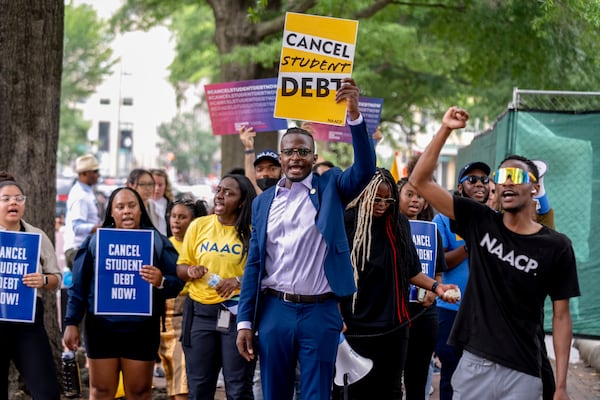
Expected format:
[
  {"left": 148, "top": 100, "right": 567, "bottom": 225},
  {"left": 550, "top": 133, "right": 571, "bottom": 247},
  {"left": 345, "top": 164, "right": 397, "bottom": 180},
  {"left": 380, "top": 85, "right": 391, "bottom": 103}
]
[{"left": 168, "top": 198, "right": 208, "bottom": 219}]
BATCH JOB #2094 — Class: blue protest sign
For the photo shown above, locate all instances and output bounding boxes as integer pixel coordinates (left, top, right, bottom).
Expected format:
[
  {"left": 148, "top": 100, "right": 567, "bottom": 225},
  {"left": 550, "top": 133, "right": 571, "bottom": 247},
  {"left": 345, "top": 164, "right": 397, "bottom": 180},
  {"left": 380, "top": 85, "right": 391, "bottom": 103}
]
[
  {"left": 0, "top": 231, "right": 41, "bottom": 323},
  {"left": 94, "top": 229, "right": 154, "bottom": 316},
  {"left": 408, "top": 220, "right": 437, "bottom": 302}
]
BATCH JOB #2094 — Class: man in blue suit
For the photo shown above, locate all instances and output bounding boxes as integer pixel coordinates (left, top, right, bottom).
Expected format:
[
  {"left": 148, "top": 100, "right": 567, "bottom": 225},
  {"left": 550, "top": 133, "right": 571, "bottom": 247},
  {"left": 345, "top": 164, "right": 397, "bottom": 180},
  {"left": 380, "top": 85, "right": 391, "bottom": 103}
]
[{"left": 236, "top": 78, "right": 376, "bottom": 400}]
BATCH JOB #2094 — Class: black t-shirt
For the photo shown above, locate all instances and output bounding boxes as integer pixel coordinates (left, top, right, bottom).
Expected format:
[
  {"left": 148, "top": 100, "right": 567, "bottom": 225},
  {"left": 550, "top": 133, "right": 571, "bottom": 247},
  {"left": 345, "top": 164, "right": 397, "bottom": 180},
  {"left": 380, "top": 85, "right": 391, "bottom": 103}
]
[
  {"left": 450, "top": 196, "right": 580, "bottom": 377},
  {"left": 342, "top": 208, "right": 421, "bottom": 333}
]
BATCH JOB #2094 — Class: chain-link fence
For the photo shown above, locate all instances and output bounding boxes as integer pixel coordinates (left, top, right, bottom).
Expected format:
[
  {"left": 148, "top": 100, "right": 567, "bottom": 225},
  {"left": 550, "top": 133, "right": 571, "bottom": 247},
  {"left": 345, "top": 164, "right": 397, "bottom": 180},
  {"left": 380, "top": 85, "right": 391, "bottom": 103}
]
[
  {"left": 510, "top": 88, "right": 600, "bottom": 113},
  {"left": 457, "top": 89, "right": 600, "bottom": 338}
]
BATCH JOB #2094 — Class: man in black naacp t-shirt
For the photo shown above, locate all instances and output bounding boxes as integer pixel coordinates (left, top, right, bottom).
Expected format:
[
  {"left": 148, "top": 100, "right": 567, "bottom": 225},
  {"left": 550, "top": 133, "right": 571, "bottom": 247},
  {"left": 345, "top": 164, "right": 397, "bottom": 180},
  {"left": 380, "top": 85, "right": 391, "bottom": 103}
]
[{"left": 410, "top": 106, "right": 580, "bottom": 400}]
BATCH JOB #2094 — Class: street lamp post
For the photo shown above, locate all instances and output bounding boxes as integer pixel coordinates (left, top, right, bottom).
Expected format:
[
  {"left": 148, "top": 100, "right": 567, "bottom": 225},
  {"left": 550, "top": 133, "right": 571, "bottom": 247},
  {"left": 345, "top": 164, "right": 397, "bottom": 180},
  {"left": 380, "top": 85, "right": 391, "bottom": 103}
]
[{"left": 115, "top": 63, "right": 132, "bottom": 177}]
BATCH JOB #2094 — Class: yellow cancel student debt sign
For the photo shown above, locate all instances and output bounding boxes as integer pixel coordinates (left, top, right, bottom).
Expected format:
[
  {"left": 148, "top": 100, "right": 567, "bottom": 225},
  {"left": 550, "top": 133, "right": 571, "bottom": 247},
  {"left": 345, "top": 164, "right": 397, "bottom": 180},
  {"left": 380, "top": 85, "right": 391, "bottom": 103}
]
[{"left": 274, "top": 13, "right": 358, "bottom": 126}]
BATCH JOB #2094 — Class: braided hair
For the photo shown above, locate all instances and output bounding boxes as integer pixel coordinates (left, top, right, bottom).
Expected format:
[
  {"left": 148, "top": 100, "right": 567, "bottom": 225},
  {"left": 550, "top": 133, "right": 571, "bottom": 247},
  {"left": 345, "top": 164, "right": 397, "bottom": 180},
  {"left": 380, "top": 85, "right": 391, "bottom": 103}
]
[{"left": 346, "top": 168, "right": 414, "bottom": 323}]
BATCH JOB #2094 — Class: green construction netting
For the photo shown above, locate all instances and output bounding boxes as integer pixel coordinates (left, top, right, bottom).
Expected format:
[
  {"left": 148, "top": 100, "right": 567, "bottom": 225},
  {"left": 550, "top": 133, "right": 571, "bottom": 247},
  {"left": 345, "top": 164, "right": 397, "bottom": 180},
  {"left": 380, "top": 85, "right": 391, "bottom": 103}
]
[{"left": 457, "top": 110, "right": 599, "bottom": 338}]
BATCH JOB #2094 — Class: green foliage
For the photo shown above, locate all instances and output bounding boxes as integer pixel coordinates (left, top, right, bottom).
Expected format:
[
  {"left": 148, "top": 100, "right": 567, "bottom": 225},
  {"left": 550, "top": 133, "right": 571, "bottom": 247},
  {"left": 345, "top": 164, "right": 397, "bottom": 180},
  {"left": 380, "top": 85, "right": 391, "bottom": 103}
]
[
  {"left": 59, "top": 3, "right": 115, "bottom": 167},
  {"left": 419, "top": 0, "right": 600, "bottom": 117},
  {"left": 169, "top": 3, "right": 220, "bottom": 98},
  {"left": 57, "top": 107, "right": 91, "bottom": 167},
  {"left": 156, "top": 112, "right": 219, "bottom": 176},
  {"left": 62, "top": 4, "right": 115, "bottom": 101},
  {"left": 221, "top": 40, "right": 282, "bottom": 71},
  {"left": 110, "top": 0, "right": 198, "bottom": 32},
  {"left": 247, "top": 0, "right": 271, "bottom": 22},
  {"left": 319, "top": 141, "right": 354, "bottom": 169},
  {"left": 114, "top": 0, "right": 600, "bottom": 168}
]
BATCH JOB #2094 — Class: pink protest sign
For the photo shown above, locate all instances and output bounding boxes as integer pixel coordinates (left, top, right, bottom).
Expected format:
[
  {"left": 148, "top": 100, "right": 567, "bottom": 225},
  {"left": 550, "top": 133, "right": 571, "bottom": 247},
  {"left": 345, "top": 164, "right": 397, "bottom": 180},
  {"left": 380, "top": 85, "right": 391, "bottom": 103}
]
[{"left": 205, "top": 78, "right": 288, "bottom": 135}]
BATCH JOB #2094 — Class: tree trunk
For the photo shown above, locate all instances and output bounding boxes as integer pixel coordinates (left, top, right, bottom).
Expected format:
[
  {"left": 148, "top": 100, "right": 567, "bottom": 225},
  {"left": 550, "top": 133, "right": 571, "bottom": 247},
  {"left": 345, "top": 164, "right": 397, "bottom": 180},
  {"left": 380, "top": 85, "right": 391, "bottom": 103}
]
[
  {"left": 207, "top": 0, "right": 280, "bottom": 176},
  {"left": 0, "top": 0, "right": 64, "bottom": 394}
]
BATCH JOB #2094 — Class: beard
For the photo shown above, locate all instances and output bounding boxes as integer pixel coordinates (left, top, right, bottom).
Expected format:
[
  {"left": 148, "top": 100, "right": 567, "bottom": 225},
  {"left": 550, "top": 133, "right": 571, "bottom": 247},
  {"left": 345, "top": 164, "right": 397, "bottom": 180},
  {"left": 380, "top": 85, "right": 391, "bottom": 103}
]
[{"left": 460, "top": 189, "right": 489, "bottom": 204}]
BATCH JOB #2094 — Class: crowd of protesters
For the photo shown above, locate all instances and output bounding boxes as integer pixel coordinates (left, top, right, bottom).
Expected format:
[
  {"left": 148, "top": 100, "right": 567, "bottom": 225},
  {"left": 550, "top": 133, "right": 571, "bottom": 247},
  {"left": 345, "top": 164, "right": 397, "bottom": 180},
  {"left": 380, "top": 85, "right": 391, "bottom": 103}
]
[{"left": 1, "top": 79, "right": 580, "bottom": 400}]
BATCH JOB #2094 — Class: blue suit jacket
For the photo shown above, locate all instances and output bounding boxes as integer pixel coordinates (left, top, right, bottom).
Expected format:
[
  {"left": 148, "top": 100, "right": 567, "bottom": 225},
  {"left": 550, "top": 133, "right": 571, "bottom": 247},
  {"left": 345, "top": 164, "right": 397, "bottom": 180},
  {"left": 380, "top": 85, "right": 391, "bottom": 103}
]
[{"left": 237, "top": 120, "right": 376, "bottom": 327}]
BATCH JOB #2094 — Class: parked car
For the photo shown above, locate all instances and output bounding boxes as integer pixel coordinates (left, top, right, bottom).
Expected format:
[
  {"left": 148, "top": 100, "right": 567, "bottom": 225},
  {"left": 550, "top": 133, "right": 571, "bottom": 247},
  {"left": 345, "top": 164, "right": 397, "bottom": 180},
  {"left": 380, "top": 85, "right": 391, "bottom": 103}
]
[
  {"left": 172, "top": 182, "right": 215, "bottom": 206},
  {"left": 56, "top": 176, "right": 75, "bottom": 219}
]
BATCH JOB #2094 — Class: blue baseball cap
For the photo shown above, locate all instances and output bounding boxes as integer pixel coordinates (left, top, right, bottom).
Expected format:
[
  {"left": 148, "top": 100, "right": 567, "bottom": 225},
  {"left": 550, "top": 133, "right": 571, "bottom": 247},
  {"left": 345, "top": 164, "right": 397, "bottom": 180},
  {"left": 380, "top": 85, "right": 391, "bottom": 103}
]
[
  {"left": 458, "top": 161, "right": 490, "bottom": 182},
  {"left": 254, "top": 149, "right": 280, "bottom": 167}
]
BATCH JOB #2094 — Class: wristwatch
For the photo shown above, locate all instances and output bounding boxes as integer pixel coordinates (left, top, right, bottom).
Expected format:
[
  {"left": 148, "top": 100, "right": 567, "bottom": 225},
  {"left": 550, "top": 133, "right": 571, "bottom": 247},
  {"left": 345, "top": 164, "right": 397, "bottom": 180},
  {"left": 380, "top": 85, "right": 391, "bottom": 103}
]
[
  {"left": 157, "top": 276, "right": 166, "bottom": 289},
  {"left": 431, "top": 281, "right": 439, "bottom": 293},
  {"left": 43, "top": 275, "right": 48, "bottom": 286}
]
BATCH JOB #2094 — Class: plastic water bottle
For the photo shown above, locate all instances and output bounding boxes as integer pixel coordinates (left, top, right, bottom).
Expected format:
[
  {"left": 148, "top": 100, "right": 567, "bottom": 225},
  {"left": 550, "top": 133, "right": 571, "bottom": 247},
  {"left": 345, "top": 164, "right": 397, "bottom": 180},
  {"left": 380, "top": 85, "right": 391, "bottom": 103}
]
[
  {"left": 62, "top": 268, "right": 73, "bottom": 288},
  {"left": 61, "top": 350, "right": 81, "bottom": 398},
  {"left": 205, "top": 272, "right": 222, "bottom": 288}
]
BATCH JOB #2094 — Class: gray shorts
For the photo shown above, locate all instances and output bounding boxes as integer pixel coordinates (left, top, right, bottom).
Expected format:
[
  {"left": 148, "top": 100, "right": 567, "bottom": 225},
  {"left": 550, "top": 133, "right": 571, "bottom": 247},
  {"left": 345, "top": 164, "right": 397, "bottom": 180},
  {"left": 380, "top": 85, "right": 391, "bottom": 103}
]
[{"left": 451, "top": 351, "right": 542, "bottom": 400}]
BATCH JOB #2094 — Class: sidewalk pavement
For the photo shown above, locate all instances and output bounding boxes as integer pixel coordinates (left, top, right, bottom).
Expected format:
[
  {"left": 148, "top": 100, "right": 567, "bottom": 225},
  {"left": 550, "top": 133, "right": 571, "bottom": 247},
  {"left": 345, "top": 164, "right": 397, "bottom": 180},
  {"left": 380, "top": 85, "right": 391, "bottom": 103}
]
[
  {"left": 575, "top": 338, "right": 600, "bottom": 372},
  {"left": 158, "top": 350, "right": 600, "bottom": 400},
  {"left": 175, "top": 338, "right": 600, "bottom": 400},
  {"left": 571, "top": 338, "right": 600, "bottom": 400}
]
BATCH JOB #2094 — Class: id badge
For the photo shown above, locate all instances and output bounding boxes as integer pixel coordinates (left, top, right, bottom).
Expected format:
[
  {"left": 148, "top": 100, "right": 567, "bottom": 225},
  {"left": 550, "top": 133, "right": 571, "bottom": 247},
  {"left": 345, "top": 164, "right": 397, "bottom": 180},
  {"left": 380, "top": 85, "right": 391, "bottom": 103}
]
[{"left": 216, "top": 309, "right": 231, "bottom": 332}]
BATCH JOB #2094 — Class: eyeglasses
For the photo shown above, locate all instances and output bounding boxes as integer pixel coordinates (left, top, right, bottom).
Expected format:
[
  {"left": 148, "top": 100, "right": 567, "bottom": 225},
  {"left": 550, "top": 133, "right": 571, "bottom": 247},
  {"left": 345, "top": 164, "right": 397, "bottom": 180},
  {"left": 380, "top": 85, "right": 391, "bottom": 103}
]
[
  {"left": 459, "top": 175, "right": 490, "bottom": 185},
  {"left": 280, "top": 148, "right": 313, "bottom": 158},
  {"left": 373, "top": 197, "right": 396, "bottom": 205},
  {"left": 0, "top": 195, "right": 26, "bottom": 204},
  {"left": 493, "top": 167, "right": 537, "bottom": 185}
]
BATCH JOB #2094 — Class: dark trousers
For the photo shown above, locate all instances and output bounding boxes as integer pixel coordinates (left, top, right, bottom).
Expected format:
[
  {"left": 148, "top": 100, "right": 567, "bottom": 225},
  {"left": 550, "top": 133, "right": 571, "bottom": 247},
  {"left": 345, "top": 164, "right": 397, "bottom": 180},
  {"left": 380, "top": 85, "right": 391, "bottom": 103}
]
[
  {"left": 540, "top": 333, "right": 556, "bottom": 400},
  {"left": 404, "top": 306, "right": 439, "bottom": 400},
  {"left": 258, "top": 295, "right": 342, "bottom": 400},
  {"left": 0, "top": 297, "right": 60, "bottom": 400},
  {"left": 435, "top": 307, "right": 462, "bottom": 400},
  {"left": 332, "top": 325, "right": 409, "bottom": 400},
  {"left": 183, "top": 300, "right": 255, "bottom": 400}
]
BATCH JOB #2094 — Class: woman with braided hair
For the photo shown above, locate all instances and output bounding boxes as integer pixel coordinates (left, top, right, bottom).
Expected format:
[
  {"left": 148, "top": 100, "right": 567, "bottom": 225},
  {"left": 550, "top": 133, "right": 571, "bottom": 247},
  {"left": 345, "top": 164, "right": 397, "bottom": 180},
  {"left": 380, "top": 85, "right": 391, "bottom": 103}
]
[{"left": 333, "top": 168, "right": 458, "bottom": 400}]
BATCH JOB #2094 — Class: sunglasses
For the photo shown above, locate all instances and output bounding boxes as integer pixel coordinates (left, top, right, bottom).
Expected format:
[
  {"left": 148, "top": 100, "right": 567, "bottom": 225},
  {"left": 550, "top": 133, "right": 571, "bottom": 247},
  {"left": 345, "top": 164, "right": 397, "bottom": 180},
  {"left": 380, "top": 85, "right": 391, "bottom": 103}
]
[
  {"left": 493, "top": 167, "right": 537, "bottom": 185},
  {"left": 459, "top": 175, "right": 490, "bottom": 185},
  {"left": 373, "top": 197, "right": 396, "bottom": 205}
]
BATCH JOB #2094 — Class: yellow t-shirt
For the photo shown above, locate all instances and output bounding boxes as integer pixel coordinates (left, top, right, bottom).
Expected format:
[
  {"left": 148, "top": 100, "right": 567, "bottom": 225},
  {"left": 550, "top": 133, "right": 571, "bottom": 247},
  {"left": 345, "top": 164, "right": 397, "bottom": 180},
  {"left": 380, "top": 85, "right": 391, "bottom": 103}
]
[
  {"left": 169, "top": 236, "right": 183, "bottom": 254},
  {"left": 169, "top": 236, "right": 190, "bottom": 297},
  {"left": 177, "top": 214, "right": 246, "bottom": 304}
]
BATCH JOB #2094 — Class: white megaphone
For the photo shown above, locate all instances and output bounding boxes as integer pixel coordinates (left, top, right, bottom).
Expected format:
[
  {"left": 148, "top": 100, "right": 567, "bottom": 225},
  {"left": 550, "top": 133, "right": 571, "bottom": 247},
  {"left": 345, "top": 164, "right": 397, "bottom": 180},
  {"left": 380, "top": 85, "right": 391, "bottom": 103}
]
[{"left": 334, "top": 333, "right": 373, "bottom": 386}]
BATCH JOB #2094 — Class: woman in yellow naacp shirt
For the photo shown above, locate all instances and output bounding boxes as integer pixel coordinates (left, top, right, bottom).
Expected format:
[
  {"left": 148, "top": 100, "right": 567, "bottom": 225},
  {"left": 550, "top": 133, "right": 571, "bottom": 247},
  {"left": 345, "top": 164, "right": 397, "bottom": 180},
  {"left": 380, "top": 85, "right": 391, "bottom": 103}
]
[{"left": 176, "top": 174, "right": 256, "bottom": 399}]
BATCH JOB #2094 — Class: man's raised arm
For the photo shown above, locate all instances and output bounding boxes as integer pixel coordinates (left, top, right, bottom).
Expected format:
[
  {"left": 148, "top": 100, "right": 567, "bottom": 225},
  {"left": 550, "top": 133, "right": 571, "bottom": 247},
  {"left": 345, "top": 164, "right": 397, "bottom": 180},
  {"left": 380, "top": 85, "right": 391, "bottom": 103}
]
[{"left": 410, "top": 106, "right": 470, "bottom": 219}]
